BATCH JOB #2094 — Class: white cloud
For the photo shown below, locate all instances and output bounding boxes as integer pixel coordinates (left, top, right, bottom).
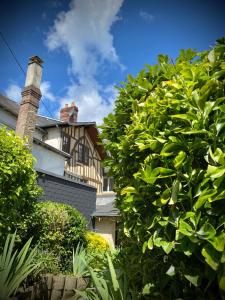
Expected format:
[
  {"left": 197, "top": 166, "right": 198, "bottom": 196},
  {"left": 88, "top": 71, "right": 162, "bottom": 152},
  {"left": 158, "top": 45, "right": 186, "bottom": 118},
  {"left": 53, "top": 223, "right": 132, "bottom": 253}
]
[
  {"left": 5, "top": 81, "right": 57, "bottom": 109},
  {"left": 5, "top": 84, "right": 22, "bottom": 102},
  {"left": 46, "top": 0, "right": 124, "bottom": 124},
  {"left": 139, "top": 10, "right": 154, "bottom": 23},
  {"left": 60, "top": 82, "right": 118, "bottom": 124},
  {"left": 40, "top": 81, "right": 57, "bottom": 102}
]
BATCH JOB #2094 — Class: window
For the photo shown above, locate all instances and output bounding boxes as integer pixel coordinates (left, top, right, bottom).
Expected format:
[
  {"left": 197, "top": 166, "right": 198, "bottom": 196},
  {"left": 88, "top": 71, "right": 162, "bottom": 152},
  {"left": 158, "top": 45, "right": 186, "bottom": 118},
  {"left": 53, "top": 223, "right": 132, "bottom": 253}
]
[
  {"left": 103, "top": 176, "right": 114, "bottom": 192},
  {"left": 77, "top": 143, "right": 89, "bottom": 165},
  {"left": 62, "top": 133, "right": 71, "bottom": 153}
]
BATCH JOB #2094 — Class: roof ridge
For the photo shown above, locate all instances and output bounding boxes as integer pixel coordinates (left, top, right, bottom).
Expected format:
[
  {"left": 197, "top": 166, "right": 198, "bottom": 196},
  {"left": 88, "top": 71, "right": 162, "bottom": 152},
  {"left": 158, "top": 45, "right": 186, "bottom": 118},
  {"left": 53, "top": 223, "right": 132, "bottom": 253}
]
[{"left": 37, "top": 114, "right": 62, "bottom": 122}]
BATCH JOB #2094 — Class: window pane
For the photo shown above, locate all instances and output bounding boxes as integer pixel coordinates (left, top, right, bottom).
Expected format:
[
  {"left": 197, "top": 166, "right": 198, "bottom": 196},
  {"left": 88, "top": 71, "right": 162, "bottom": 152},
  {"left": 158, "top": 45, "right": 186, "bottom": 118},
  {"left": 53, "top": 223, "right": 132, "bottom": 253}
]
[
  {"left": 103, "top": 177, "right": 108, "bottom": 191},
  {"left": 78, "top": 144, "right": 84, "bottom": 162},
  {"left": 62, "top": 133, "right": 70, "bottom": 153},
  {"left": 84, "top": 146, "right": 89, "bottom": 165},
  {"left": 109, "top": 177, "right": 114, "bottom": 191}
]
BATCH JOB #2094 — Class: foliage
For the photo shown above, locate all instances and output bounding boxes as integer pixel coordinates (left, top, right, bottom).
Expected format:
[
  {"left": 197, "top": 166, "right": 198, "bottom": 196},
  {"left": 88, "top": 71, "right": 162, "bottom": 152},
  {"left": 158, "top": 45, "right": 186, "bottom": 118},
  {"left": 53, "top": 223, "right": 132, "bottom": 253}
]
[
  {"left": 101, "top": 38, "right": 225, "bottom": 298},
  {"left": 32, "top": 249, "right": 60, "bottom": 275},
  {"left": 76, "top": 254, "right": 136, "bottom": 300},
  {"left": 86, "top": 231, "right": 110, "bottom": 270},
  {"left": 0, "top": 232, "right": 40, "bottom": 300},
  {"left": 27, "top": 201, "right": 87, "bottom": 273},
  {"left": 0, "top": 127, "right": 41, "bottom": 247},
  {"left": 86, "top": 231, "right": 109, "bottom": 253},
  {"left": 72, "top": 243, "right": 90, "bottom": 278}
]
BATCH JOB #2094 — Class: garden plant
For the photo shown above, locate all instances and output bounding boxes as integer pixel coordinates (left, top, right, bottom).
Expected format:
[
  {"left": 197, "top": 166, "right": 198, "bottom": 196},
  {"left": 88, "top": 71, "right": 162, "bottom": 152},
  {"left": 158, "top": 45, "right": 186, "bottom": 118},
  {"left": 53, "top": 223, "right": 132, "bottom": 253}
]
[
  {"left": 0, "top": 232, "right": 39, "bottom": 300},
  {"left": 101, "top": 38, "right": 225, "bottom": 299},
  {"left": 0, "top": 127, "right": 41, "bottom": 248},
  {"left": 28, "top": 201, "right": 87, "bottom": 273}
]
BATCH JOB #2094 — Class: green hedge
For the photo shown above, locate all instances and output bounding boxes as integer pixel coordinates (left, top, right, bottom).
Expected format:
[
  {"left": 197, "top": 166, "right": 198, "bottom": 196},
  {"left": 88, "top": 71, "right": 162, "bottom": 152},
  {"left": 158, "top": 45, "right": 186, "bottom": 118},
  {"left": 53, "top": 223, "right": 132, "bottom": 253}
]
[
  {"left": 0, "top": 127, "right": 41, "bottom": 248},
  {"left": 101, "top": 38, "right": 225, "bottom": 298}
]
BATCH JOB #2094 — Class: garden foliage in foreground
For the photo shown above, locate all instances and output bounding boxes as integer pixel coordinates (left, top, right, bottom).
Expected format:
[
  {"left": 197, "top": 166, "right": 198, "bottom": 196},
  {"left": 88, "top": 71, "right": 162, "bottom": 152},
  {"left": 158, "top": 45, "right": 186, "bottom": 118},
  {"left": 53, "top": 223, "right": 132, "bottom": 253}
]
[
  {"left": 0, "top": 127, "right": 41, "bottom": 248},
  {"left": 101, "top": 38, "right": 225, "bottom": 298}
]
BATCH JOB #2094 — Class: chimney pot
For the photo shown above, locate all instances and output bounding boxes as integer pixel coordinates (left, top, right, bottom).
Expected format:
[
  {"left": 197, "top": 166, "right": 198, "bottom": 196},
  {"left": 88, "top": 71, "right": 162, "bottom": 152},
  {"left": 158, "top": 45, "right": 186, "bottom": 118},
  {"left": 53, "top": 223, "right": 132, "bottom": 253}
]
[
  {"left": 25, "top": 55, "right": 43, "bottom": 89},
  {"left": 71, "top": 101, "right": 75, "bottom": 107},
  {"left": 29, "top": 55, "right": 44, "bottom": 66},
  {"left": 65, "top": 104, "right": 68, "bottom": 108}
]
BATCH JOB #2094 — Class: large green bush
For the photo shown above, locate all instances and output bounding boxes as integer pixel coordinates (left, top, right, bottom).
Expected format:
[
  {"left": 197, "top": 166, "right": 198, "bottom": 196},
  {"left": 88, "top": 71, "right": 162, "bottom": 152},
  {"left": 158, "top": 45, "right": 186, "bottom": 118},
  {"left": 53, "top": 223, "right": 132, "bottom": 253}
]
[
  {"left": 101, "top": 38, "right": 225, "bottom": 298},
  {"left": 0, "top": 127, "right": 41, "bottom": 248},
  {"left": 28, "top": 201, "right": 87, "bottom": 272}
]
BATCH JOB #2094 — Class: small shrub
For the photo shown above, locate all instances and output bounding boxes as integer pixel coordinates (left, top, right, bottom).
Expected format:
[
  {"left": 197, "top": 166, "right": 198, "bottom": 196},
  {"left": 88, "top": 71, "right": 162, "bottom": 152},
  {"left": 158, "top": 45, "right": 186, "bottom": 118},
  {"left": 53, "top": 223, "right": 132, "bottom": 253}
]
[
  {"left": 85, "top": 231, "right": 109, "bottom": 270},
  {"left": 33, "top": 250, "right": 60, "bottom": 275},
  {"left": 28, "top": 201, "right": 87, "bottom": 273},
  {"left": 0, "top": 127, "right": 41, "bottom": 248},
  {"left": 86, "top": 231, "right": 109, "bottom": 252}
]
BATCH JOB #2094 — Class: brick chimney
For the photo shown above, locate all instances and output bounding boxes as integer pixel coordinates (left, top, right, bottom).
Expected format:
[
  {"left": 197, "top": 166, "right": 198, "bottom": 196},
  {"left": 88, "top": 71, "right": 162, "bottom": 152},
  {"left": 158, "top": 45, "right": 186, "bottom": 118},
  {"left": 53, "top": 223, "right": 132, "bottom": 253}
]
[
  {"left": 60, "top": 102, "right": 78, "bottom": 123},
  {"left": 16, "top": 56, "right": 43, "bottom": 147}
]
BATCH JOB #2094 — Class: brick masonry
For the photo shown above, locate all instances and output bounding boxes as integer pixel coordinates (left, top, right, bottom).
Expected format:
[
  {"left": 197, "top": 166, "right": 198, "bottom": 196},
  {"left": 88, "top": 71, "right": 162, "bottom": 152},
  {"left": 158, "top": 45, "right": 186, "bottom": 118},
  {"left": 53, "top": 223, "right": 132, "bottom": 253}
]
[
  {"left": 16, "top": 86, "right": 41, "bottom": 147},
  {"left": 36, "top": 169, "right": 96, "bottom": 224},
  {"left": 60, "top": 102, "right": 78, "bottom": 123}
]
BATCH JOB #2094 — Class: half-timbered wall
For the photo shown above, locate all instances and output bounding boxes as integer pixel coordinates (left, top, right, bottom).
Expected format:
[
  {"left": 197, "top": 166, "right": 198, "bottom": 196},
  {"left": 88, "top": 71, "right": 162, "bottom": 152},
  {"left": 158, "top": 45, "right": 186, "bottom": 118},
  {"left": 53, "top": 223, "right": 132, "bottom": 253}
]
[{"left": 62, "top": 126, "right": 103, "bottom": 193}]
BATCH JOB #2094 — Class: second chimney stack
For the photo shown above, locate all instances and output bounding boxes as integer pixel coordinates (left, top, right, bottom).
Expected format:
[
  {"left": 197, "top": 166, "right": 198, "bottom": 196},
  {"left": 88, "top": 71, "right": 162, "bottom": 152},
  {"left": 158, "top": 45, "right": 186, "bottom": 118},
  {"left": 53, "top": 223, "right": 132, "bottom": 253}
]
[{"left": 60, "top": 102, "right": 78, "bottom": 123}]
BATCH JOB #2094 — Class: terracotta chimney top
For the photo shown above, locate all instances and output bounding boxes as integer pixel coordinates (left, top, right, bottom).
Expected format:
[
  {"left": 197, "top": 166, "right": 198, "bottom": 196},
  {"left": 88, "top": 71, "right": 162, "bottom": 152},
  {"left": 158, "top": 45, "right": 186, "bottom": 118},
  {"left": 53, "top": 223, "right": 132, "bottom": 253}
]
[
  {"left": 60, "top": 102, "right": 78, "bottom": 123},
  {"left": 16, "top": 55, "right": 43, "bottom": 147}
]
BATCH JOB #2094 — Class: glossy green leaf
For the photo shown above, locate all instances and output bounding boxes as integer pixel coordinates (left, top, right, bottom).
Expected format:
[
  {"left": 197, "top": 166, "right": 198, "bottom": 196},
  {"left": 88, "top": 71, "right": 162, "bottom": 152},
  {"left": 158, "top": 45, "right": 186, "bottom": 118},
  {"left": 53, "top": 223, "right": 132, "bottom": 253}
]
[
  {"left": 179, "top": 220, "right": 193, "bottom": 236},
  {"left": 194, "top": 189, "right": 217, "bottom": 210},
  {"left": 166, "top": 265, "right": 175, "bottom": 276},
  {"left": 197, "top": 223, "right": 216, "bottom": 240},
  {"left": 174, "top": 151, "right": 186, "bottom": 169},
  {"left": 209, "top": 233, "right": 225, "bottom": 252},
  {"left": 202, "top": 245, "right": 221, "bottom": 270},
  {"left": 121, "top": 186, "right": 136, "bottom": 195},
  {"left": 184, "top": 274, "right": 199, "bottom": 287}
]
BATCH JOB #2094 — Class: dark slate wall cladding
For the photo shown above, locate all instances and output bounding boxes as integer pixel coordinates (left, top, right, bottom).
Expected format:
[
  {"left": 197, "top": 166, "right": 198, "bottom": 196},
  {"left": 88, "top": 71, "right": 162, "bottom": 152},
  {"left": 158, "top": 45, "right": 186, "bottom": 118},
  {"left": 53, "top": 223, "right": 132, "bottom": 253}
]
[{"left": 36, "top": 169, "right": 96, "bottom": 223}]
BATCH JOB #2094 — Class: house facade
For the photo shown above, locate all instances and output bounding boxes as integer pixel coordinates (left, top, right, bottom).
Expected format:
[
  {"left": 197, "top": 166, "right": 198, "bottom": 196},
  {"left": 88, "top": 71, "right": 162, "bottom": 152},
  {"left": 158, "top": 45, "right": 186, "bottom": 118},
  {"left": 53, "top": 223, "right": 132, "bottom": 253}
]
[
  {"left": 0, "top": 56, "right": 118, "bottom": 247},
  {"left": 37, "top": 102, "right": 104, "bottom": 194}
]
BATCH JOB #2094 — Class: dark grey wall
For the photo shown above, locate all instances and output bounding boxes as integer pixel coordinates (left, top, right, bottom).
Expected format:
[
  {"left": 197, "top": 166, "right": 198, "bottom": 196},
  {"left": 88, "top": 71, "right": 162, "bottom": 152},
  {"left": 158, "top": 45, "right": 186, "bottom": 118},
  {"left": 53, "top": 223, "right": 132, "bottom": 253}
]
[{"left": 36, "top": 169, "right": 96, "bottom": 223}]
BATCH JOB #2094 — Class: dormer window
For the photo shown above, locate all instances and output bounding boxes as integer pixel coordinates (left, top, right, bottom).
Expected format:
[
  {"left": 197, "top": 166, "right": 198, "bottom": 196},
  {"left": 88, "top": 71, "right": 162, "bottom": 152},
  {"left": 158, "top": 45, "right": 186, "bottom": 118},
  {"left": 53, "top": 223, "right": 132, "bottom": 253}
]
[
  {"left": 62, "top": 133, "right": 71, "bottom": 153},
  {"left": 78, "top": 143, "right": 89, "bottom": 165}
]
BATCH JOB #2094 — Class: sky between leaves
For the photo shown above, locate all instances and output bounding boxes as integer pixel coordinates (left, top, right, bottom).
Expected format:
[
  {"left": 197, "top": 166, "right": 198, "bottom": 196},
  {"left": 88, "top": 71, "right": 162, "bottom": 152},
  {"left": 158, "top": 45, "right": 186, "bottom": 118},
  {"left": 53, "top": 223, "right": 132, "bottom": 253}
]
[{"left": 0, "top": 0, "right": 225, "bottom": 124}]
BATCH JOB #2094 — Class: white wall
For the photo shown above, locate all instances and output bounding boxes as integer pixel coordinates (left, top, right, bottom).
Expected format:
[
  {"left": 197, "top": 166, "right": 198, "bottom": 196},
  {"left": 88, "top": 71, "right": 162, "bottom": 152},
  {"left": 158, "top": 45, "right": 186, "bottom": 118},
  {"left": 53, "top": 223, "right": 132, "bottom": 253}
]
[
  {"left": 0, "top": 109, "right": 17, "bottom": 129},
  {"left": 95, "top": 217, "right": 116, "bottom": 248},
  {"left": 45, "top": 127, "right": 61, "bottom": 149},
  {"left": 32, "top": 143, "right": 65, "bottom": 176}
]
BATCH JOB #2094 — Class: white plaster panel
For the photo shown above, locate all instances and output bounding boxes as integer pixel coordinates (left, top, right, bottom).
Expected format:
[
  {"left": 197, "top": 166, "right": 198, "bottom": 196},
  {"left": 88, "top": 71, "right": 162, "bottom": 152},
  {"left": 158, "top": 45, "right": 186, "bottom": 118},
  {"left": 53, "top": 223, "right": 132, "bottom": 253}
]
[
  {"left": 44, "top": 127, "right": 61, "bottom": 149},
  {"left": 32, "top": 143, "right": 65, "bottom": 176}
]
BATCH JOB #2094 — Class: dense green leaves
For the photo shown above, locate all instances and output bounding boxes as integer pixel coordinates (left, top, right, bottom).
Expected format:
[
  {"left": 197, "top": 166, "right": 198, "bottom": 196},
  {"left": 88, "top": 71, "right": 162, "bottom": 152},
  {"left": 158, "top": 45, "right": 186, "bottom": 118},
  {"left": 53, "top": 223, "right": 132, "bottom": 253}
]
[
  {"left": 0, "top": 127, "right": 41, "bottom": 248},
  {"left": 28, "top": 201, "right": 87, "bottom": 272},
  {"left": 101, "top": 38, "right": 225, "bottom": 298}
]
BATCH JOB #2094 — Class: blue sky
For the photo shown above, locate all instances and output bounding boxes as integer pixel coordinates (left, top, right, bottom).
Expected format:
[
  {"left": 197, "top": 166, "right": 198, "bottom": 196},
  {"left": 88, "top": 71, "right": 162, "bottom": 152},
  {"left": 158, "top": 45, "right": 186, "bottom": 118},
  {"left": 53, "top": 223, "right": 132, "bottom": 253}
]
[{"left": 0, "top": 0, "right": 225, "bottom": 123}]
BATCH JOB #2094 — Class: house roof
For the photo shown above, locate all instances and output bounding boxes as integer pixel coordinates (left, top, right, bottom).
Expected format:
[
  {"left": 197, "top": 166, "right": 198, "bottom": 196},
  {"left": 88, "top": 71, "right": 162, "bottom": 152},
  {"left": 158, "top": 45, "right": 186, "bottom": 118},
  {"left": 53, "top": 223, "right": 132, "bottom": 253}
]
[
  {"left": 33, "top": 137, "right": 71, "bottom": 158},
  {"left": 92, "top": 201, "right": 119, "bottom": 217},
  {"left": 0, "top": 94, "right": 19, "bottom": 116},
  {"left": 0, "top": 94, "right": 105, "bottom": 160}
]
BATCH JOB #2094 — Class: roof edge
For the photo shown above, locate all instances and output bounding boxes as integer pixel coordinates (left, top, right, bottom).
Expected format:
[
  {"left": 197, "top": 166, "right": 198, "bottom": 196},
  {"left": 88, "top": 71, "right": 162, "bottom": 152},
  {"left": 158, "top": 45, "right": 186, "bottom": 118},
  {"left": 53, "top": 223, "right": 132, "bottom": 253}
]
[{"left": 33, "top": 137, "right": 71, "bottom": 158}]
